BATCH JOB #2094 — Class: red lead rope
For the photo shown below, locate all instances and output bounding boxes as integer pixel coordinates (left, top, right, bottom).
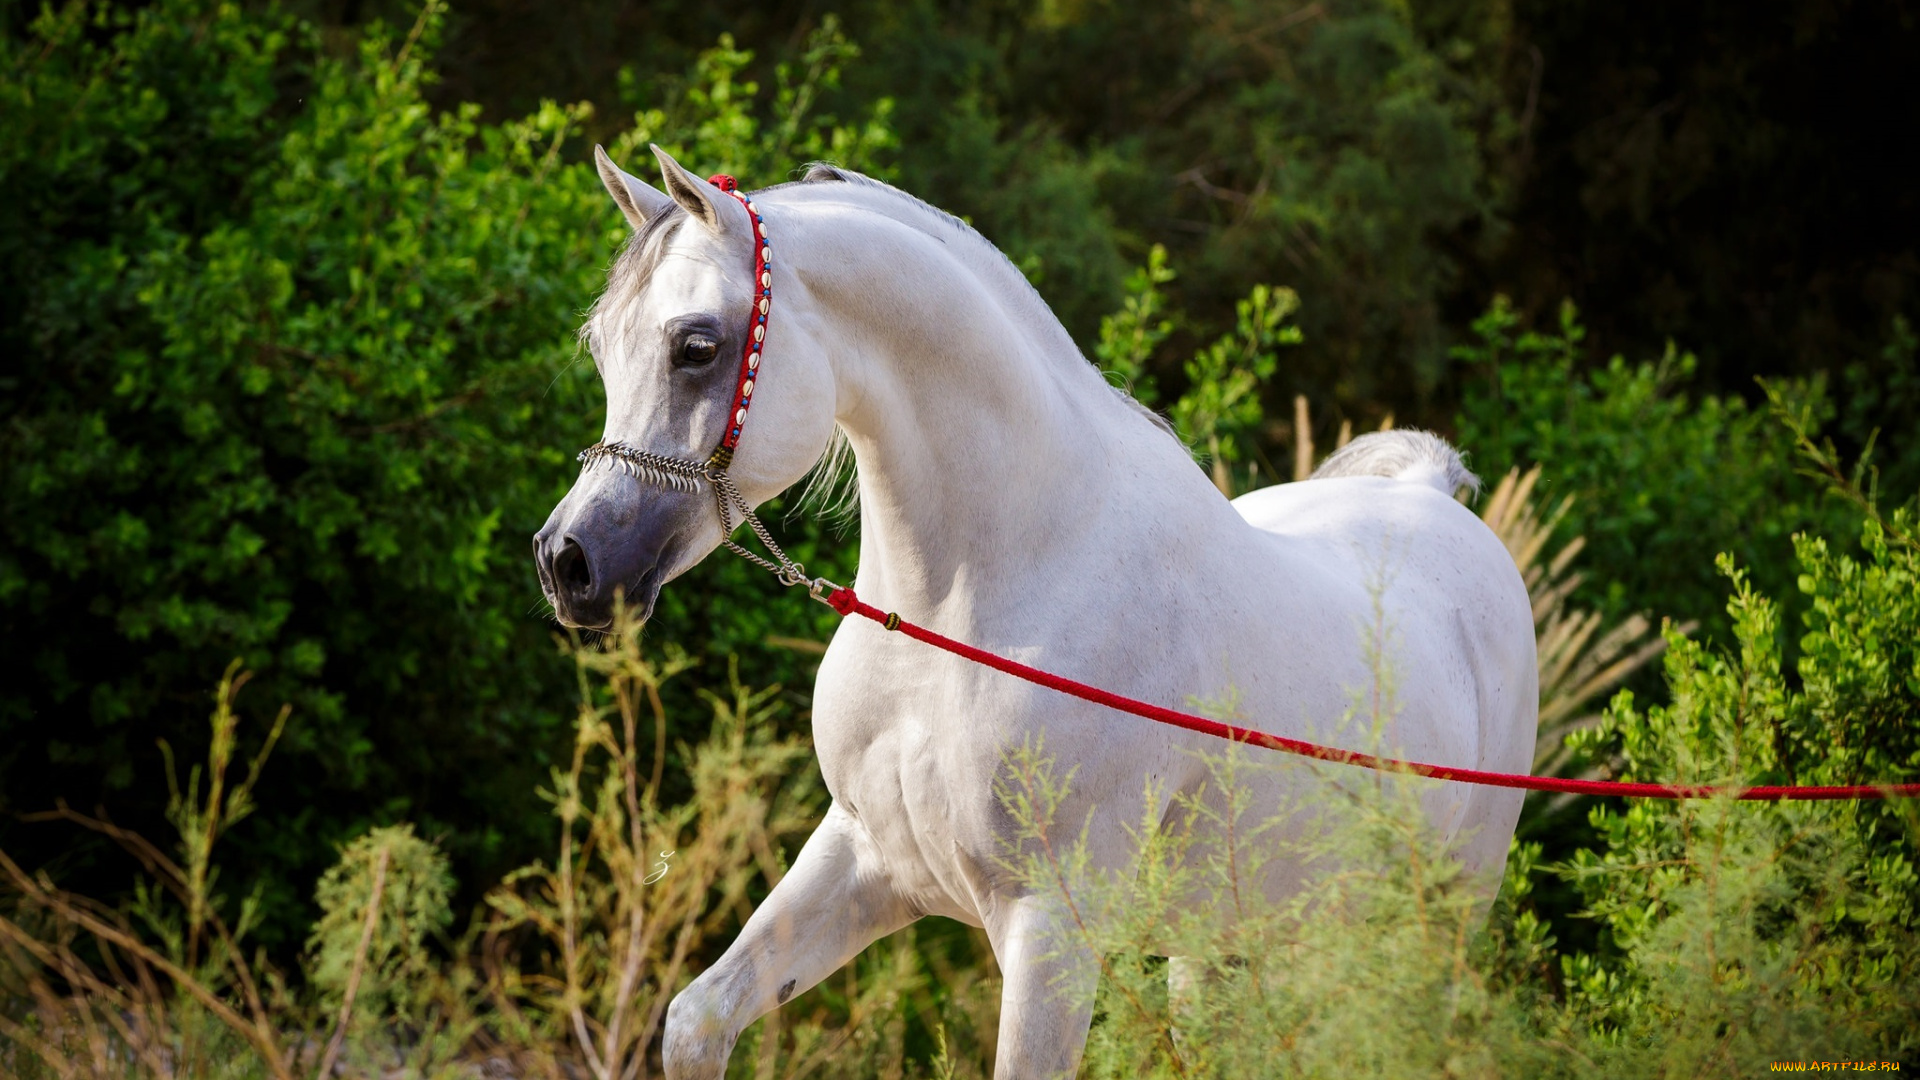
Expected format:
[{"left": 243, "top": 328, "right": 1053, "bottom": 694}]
[
  {"left": 681, "top": 170, "right": 1907, "bottom": 803},
  {"left": 822, "top": 586, "right": 1920, "bottom": 802}
]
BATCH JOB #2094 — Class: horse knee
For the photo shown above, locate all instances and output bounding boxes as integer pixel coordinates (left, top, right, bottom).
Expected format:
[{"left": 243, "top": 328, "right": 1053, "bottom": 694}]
[{"left": 662, "top": 985, "right": 737, "bottom": 1080}]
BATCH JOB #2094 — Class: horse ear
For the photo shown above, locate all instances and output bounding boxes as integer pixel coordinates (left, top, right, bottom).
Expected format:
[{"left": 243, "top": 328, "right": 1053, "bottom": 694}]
[
  {"left": 595, "top": 145, "right": 674, "bottom": 229},
  {"left": 650, "top": 143, "right": 735, "bottom": 232}
]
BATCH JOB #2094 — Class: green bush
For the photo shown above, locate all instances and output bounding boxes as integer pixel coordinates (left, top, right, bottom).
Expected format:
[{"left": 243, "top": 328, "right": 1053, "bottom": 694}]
[
  {"left": 1569, "top": 512, "right": 1920, "bottom": 933},
  {"left": 1555, "top": 512, "right": 1920, "bottom": 1066},
  {"left": 1840, "top": 315, "right": 1920, "bottom": 501},
  {"left": 1096, "top": 243, "right": 1302, "bottom": 493},
  {"left": 0, "top": 0, "right": 888, "bottom": 949},
  {"left": 307, "top": 824, "right": 453, "bottom": 1029},
  {"left": 1452, "top": 297, "right": 1857, "bottom": 641}
]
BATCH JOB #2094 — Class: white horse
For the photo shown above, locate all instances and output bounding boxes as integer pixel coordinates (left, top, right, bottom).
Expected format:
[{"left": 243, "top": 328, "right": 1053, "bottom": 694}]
[{"left": 533, "top": 145, "right": 1537, "bottom": 1079}]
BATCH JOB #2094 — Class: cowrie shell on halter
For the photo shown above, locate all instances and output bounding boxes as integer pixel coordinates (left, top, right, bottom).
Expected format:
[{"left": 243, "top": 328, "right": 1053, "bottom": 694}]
[
  {"left": 761, "top": 247, "right": 772, "bottom": 264},
  {"left": 757, "top": 298, "right": 769, "bottom": 316},
  {"left": 742, "top": 379, "right": 755, "bottom": 397},
  {"left": 760, "top": 271, "right": 771, "bottom": 288},
  {"left": 747, "top": 353, "right": 760, "bottom": 370},
  {"left": 753, "top": 325, "right": 765, "bottom": 343},
  {"left": 735, "top": 408, "right": 748, "bottom": 425}
]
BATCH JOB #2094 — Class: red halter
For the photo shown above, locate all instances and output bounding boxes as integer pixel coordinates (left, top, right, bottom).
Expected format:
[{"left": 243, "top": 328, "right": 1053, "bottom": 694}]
[{"left": 702, "top": 174, "right": 772, "bottom": 470}]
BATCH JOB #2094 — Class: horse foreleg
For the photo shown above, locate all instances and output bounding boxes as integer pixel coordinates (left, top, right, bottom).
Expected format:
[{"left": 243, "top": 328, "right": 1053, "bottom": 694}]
[
  {"left": 985, "top": 894, "right": 1101, "bottom": 1080},
  {"left": 662, "top": 801, "right": 915, "bottom": 1080}
]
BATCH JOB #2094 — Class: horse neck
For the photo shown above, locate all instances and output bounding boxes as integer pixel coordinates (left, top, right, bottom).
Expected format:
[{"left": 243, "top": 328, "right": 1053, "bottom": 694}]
[{"left": 785, "top": 200, "right": 1169, "bottom": 614}]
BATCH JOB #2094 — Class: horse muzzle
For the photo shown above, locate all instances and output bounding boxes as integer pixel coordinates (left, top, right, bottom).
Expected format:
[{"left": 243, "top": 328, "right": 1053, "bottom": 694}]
[{"left": 534, "top": 481, "right": 698, "bottom": 629}]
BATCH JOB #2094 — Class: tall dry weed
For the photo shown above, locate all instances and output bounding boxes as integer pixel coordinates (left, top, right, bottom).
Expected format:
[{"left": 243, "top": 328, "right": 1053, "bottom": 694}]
[
  {"left": 476, "top": 599, "right": 823, "bottom": 1079},
  {"left": 0, "top": 661, "right": 297, "bottom": 1079}
]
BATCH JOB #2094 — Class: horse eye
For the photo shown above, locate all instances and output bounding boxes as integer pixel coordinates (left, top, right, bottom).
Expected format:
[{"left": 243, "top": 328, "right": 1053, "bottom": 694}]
[{"left": 681, "top": 335, "right": 719, "bottom": 366}]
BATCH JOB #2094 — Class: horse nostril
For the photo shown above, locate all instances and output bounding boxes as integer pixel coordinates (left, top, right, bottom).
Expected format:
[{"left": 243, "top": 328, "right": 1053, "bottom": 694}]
[{"left": 556, "top": 537, "right": 592, "bottom": 594}]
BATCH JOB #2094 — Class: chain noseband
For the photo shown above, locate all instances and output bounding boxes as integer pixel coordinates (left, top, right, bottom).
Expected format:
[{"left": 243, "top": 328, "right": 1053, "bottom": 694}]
[{"left": 577, "top": 174, "right": 836, "bottom": 600}]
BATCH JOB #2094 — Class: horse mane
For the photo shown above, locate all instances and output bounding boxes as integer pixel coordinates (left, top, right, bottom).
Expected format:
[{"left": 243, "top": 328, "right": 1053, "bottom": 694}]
[
  {"left": 786, "top": 165, "right": 1179, "bottom": 440},
  {"left": 783, "top": 163, "right": 1060, "bottom": 337}
]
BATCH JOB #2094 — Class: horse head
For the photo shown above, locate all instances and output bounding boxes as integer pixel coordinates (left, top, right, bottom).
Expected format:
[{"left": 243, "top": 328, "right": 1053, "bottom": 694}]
[{"left": 534, "top": 146, "right": 838, "bottom": 628}]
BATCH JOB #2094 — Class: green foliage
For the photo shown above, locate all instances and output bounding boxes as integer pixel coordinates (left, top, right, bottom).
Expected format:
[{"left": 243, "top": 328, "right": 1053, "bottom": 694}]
[
  {"left": 1150, "top": 0, "right": 1495, "bottom": 406},
  {"left": 3, "top": 0, "right": 592, "bottom": 942},
  {"left": 612, "top": 15, "right": 898, "bottom": 184},
  {"left": 307, "top": 824, "right": 454, "bottom": 1024},
  {"left": 0, "top": 0, "right": 891, "bottom": 950},
  {"left": 1170, "top": 284, "right": 1302, "bottom": 477},
  {"left": 1561, "top": 514, "right": 1920, "bottom": 1064},
  {"left": 1096, "top": 245, "right": 1298, "bottom": 492},
  {"left": 1452, "top": 296, "right": 1853, "bottom": 638},
  {"left": 829, "top": 0, "right": 1507, "bottom": 409},
  {"left": 1093, "top": 243, "right": 1177, "bottom": 398},
  {"left": 1561, "top": 801, "right": 1918, "bottom": 1074},
  {"left": 1841, "top": 315, "right": 1920, "bottom": 501}
]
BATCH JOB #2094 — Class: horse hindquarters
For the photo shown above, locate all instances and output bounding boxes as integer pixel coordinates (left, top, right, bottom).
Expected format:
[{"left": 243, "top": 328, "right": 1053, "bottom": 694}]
[{"left": 1229, "top": 476, "right": 1538, "bottom": 884}]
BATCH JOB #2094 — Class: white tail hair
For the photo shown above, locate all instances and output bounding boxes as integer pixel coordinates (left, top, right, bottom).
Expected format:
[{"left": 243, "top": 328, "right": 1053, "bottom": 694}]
[{"left": 1309, "top": 429, "right": 1481, "bottom": 499}]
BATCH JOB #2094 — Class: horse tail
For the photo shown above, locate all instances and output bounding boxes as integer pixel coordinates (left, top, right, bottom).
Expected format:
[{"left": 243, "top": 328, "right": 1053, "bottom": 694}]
[{"left": 1309, "top": 429, "right": 1481, "bottom": 499}]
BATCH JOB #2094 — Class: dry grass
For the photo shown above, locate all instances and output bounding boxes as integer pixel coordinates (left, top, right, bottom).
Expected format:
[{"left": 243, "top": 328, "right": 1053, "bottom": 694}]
[{"left": 0, "top": 661, "right": 299, "bottom": 1079}]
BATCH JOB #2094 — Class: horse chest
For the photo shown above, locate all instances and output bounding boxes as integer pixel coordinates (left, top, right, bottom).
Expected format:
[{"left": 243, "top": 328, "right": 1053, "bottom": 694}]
[{"left": 809, "top": 641, "right": 1032, "bottom": 919}]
